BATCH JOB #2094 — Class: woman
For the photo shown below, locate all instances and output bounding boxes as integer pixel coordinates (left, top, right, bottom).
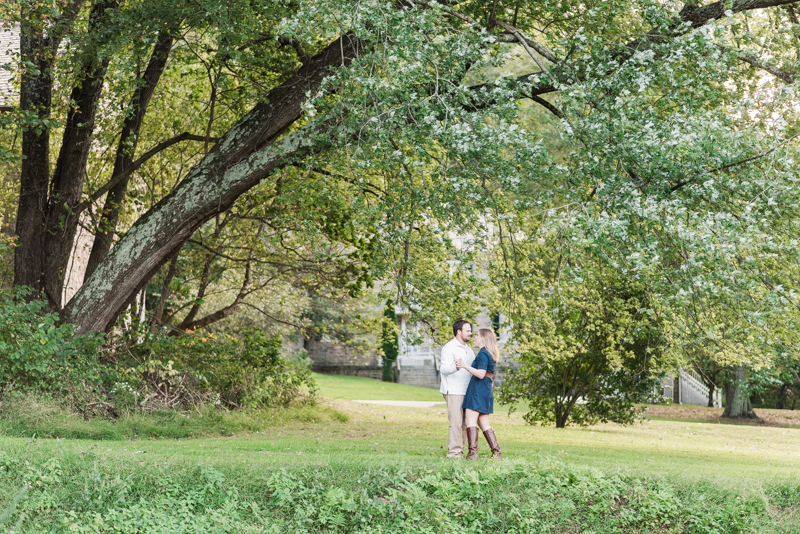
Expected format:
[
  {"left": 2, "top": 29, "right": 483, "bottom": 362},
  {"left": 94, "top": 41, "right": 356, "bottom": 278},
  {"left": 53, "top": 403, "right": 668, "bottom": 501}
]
[{"left": 457, "top": 328, "right": 502, "bottom": 460}]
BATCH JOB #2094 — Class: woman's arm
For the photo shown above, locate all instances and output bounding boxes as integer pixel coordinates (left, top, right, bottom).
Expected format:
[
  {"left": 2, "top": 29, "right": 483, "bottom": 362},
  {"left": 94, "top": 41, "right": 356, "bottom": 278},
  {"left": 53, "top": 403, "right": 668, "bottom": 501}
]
[
  {"left": 463, "top": 364, "right": 487, "bottom": 380},
  {"left": 463, "top": 350, "right": 489, "bottom": 379}
]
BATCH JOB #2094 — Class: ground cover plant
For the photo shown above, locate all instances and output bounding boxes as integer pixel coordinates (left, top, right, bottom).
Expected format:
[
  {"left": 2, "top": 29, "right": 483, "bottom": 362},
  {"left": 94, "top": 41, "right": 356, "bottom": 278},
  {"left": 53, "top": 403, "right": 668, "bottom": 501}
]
[
  {"left": 0, "top": 290, "right": 316, "bottom": 418},
  {"left": 0, "top": 374, "right": 799, "bottom": 532}
]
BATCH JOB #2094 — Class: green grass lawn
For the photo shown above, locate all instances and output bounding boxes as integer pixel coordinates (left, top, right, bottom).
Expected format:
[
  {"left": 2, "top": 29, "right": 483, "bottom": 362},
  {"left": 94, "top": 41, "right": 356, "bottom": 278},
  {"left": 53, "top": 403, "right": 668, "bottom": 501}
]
[
  {"left": 311, "top": 374, "right": 800, "bottom": 484},
  {"left": 4, "top": 373, "right": 800, "bottom": 532},
  {"left": 312, "top": 372, "right": 444, "bottom": 401}
]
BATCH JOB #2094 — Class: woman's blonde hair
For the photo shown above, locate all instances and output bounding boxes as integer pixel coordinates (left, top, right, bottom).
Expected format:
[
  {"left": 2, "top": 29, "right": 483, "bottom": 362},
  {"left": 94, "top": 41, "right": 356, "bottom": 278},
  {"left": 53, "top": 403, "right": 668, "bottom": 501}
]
[{"left": 479, "top": 328, "right": 501, "bottom": 363}]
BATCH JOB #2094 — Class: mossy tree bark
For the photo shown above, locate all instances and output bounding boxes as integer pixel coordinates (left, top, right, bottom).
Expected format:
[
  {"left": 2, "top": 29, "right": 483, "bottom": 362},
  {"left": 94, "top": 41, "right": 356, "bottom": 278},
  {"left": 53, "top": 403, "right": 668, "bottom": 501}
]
[{"left": 61, "top": 35, "right": 364, "bottom": 334}]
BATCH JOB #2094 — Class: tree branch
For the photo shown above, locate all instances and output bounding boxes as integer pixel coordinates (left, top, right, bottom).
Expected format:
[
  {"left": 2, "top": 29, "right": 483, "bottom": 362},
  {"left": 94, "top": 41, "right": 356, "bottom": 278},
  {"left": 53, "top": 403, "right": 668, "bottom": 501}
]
[
  {"left": 310, "top": 167, "right": 384, "bottom": 196},
  {"left": 177, "top": 262, "right": 252, "bottom": 331},
  {"left": 720, "top": 45, "right": 796, "bottom": 83},
  {"left": 670, "top": 132, "right": 800, "bottom": 192},
  {"left": 679, "top": 0, "right": 800, "bottom": 29},
  {"left": 495, "top": 26, "right": 559, "bottom": 64},
  {"left": 77, "top": 132, "right": 217, "bottom": 215},
  {"left": 240, "top": 302, "right": 306, "bottom": 329},
  {"left": 530, "top": 95, "right": 564, "bottom": 119},
  {"left": 237, "top": 34, "right": 308, "bottom": 63}
]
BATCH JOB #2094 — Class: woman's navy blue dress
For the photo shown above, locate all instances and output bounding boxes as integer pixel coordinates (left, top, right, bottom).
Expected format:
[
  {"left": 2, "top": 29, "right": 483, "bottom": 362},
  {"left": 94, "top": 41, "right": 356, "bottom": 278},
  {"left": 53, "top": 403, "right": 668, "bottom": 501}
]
[{"left": 462, "top": 348, "right": 495, "bottom": 414}]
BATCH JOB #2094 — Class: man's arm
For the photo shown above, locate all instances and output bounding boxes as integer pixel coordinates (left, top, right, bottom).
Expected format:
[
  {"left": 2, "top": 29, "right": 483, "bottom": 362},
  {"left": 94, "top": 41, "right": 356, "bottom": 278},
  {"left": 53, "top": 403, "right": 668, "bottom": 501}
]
[{"left": 440, "top": 344, "right": 458, "bottom": 375}]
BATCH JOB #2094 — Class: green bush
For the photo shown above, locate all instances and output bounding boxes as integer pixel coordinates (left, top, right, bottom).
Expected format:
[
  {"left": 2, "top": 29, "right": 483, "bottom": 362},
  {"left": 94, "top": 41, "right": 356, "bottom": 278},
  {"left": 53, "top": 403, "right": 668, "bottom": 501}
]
[
  {"left": 124, "top": 329, "right": 316, "bottom": 410},
  {"left": 0, "top": 293, "right": 315, "bottom": 420},
  {"left": 499, "top": 271, "right": 666, "bottom": 428},
  {"left": 0, "top": 291, "right": 107, "bottom": 404}
]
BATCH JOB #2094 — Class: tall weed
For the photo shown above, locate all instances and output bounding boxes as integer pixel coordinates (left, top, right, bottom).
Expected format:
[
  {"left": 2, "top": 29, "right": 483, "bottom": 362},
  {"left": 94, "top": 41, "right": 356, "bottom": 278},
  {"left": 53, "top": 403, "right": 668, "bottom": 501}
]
[{"left": 0, "top": 451, "right": 793, "bottom": 533}]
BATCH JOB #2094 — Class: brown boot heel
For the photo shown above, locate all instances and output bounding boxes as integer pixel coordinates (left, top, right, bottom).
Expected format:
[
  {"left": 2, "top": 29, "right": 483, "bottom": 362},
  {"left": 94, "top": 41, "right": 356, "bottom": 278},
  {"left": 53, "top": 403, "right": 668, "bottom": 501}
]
[{"left": 483, "top": 428, "right": 503, "bottom": 460}]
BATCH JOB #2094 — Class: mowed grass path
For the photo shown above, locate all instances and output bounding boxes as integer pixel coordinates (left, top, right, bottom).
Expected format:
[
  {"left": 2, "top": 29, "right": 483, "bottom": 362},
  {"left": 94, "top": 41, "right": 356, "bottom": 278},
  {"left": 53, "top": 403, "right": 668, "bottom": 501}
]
[{"left": 5, "top": 373, "right": 798, "bottom": 490}]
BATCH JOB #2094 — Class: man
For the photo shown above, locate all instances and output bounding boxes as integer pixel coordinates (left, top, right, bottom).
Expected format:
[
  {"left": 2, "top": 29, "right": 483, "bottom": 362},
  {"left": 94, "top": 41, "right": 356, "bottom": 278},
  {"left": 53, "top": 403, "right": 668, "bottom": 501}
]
[{"left": 439, "top": 319, "right": 475, "bottom": 458}]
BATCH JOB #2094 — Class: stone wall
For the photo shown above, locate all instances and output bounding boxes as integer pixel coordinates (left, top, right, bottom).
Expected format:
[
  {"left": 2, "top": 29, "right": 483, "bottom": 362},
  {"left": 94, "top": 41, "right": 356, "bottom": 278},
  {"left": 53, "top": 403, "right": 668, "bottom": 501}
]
[
  {"left": 312, "top": 364, "right": 383, "bottom": 380},
  {"left": 397, "top": 362, "right": 439, "bottom": 388},
  {"left": 306, "top": 337, "right": 382, "bottom": 377}
]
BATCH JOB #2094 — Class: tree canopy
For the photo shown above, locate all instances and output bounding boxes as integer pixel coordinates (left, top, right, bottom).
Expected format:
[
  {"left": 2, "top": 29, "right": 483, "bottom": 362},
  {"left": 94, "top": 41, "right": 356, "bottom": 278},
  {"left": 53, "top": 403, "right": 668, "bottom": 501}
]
[{"left": 1, "top": 0, "right": 800, "bottom": 416}]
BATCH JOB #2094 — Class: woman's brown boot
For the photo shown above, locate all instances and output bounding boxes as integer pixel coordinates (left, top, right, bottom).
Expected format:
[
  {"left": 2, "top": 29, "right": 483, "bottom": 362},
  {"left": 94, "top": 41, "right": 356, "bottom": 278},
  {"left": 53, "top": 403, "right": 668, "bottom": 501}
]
[
  {"left": 483, "top": 428, "right": 503, "bottom": 459},
  {"left": 466, "top": 427, "right": 479, "bottom": 459}
]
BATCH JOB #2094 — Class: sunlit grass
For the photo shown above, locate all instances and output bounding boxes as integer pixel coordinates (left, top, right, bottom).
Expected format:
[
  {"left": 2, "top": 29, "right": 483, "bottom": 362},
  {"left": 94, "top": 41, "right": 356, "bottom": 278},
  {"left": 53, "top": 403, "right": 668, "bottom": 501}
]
[
  {"left": 312, "top": 372, "right": 444, "bottom": 401},
  {"left": 3, "top": 373, "right": 800, "bottom": 531},
  {"left": 3, "top": 373, "right": 800, "bottom": 487}
]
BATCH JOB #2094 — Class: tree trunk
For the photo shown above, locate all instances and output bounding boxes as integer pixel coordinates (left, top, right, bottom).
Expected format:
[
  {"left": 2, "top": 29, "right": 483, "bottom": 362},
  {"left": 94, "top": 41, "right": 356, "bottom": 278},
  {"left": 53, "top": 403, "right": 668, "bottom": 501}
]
[
  {"left": 722, "top": 366, "right": 759, "bottom": 419},
  {"left": 555, "top": 407, "right": 568, "bottom": 428},
  {"left": 778, "top": 383, "right": 788, "bottom": 410},
  {"left": 149, "top": 252, "right": 178, "bottom": 334},
  {"left": 84, "top": 30, "right": 174, "bottom": 281},
  {"left": 382, "top": 359, "right": 395, "bottom": 382},
  {"left": 707, "top": 382, "right": 715, "bottom": 408},
  {"left": 14, "top": 16, "right": 55, "bottom": 295},
  {"left": 15, "top": 0, "right": 113, "bottom": 304},
  {"left": 45, "top": 60, "right": 110, "bottom": 306},
  {"left": 61, "top": 34, "right": 365, "bottom": 333}
]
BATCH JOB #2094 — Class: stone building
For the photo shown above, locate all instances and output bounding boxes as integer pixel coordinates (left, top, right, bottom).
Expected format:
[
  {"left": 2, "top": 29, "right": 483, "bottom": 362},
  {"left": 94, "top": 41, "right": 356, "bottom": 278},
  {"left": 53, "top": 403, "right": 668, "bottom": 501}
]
[
  {"left": 306, "top": 308, "right": 512, "bottom": 389},
  {"left": 0, "top": 24, "right": 16, "bottom": 112}
]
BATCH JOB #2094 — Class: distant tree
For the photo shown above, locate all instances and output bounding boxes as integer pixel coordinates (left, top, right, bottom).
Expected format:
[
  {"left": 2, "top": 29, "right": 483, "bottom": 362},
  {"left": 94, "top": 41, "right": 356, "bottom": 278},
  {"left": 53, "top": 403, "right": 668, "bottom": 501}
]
[
  {"left": 381, "top": 300, "right": 399, "bottom": 383},
  {"left": 687, "top": 350, "right": 724, "bottom": 408},
  {"left": 300, "top": 289, "right": 381, "bottom": 363},
  {"left": 721, "top": 367, "right": 759, "bottom": 419}
]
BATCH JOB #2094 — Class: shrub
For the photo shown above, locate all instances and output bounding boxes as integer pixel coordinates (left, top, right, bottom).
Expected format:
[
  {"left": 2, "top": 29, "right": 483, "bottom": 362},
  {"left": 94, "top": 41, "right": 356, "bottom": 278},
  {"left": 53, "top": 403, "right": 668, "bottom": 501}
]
[
  {"left": 122, "top": 329, "right": 316, "bottom": 410},
  {"left": 0, "top": 291, "right": 108, "bottom": 410},
  {"left": 0, "top": 292, "right": 315, "bottom": 418}
]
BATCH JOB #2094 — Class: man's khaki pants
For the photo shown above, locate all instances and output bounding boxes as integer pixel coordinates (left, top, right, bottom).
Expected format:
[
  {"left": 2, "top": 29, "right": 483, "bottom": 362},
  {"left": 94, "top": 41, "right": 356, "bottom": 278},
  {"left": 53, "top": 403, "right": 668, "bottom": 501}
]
[{"left": 443, "top": 393, "right": 467, "bottom": 458}]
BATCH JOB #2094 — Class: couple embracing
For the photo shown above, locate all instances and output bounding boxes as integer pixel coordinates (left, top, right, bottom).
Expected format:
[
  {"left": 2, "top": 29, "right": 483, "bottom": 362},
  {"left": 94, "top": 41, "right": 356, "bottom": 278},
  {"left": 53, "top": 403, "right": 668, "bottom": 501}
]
[{"left": 439, "top": 319, "right": 502, "bottom": 460}]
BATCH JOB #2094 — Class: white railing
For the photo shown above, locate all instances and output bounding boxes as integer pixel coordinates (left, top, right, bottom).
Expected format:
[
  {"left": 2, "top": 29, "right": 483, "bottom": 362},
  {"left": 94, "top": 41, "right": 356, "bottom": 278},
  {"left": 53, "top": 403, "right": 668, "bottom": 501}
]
[
  {"left": 404, "top": 344, "right": 434, "bottom": 358},
  {"left": 679, "top": 368, "right": 722, "bottom": 408}
]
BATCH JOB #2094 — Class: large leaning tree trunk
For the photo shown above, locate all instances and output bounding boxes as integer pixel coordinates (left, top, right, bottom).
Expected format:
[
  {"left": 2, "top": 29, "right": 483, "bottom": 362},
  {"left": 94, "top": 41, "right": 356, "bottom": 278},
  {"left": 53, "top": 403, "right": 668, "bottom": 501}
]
[
  {"left": 722, "top": 366, "right": 759, "bottom": 419},
  {"left": 61, "top": 34, "right": 365, "bottom": 334}
]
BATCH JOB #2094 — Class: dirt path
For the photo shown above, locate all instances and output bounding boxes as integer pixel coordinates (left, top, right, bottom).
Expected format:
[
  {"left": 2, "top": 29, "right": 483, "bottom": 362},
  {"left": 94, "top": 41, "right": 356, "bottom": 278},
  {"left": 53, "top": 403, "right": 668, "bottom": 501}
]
[
  {"left": 645, "top": 404, "right": 800, "bottom": 427},
  {"left": 352, "top": 400, "right": 446, "bottom": 408}
]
